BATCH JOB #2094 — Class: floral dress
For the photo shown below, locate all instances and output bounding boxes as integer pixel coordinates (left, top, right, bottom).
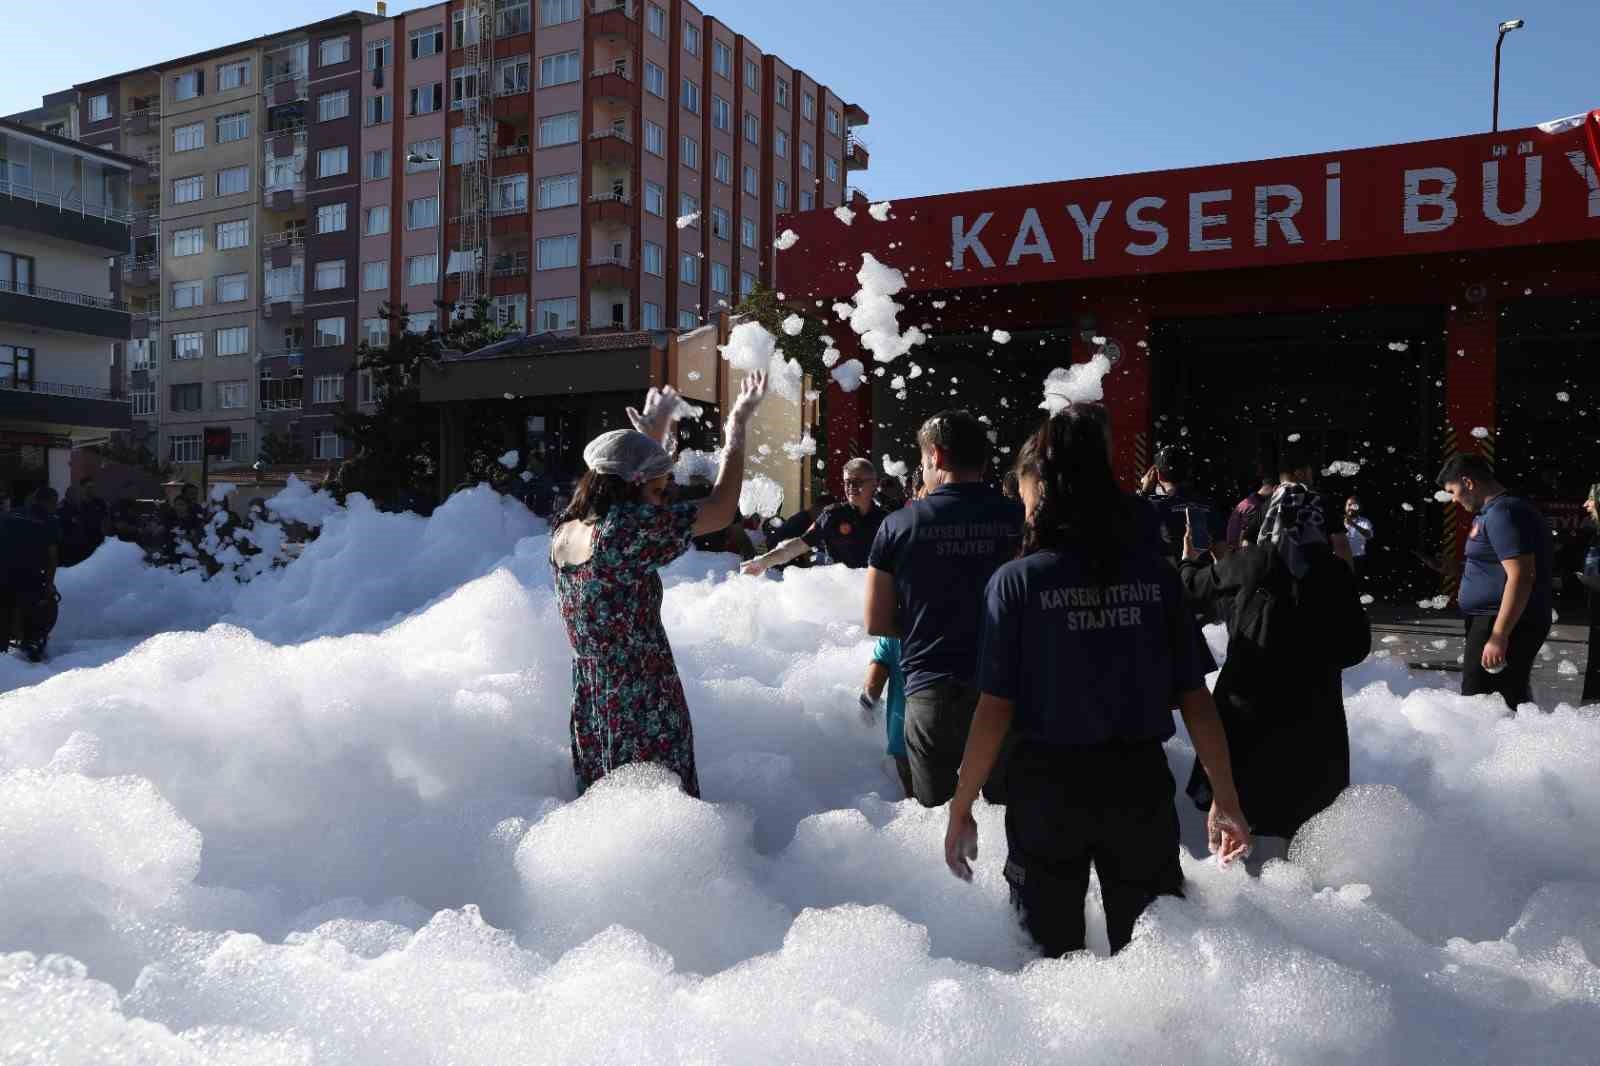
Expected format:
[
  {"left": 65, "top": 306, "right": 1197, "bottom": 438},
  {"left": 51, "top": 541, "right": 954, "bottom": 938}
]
[{"left": 551, "top": 501, "right": 701, "bottom": 797}]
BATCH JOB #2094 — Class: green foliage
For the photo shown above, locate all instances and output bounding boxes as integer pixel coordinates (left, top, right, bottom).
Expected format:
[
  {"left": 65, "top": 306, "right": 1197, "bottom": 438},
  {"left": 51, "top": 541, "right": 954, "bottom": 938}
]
[
  {"left": 258, "top": 432, "right": 305, "bottom": 466},
  {"left": 733, "top": 285, "right": 832, "bottom": 383}
]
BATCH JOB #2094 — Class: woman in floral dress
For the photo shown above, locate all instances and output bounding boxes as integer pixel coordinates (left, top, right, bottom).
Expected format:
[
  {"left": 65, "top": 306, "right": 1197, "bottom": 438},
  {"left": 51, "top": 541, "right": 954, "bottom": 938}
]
[{"left": 550, "top": 373, "right": 766, "bottom": 797}]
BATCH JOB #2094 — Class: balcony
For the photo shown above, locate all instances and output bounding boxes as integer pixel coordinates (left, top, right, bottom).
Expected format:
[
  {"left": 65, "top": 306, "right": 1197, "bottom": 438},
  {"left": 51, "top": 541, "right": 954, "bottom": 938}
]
[
  {"left": 844, "top": 103, "right": 870, "bottom": 128},
  {"left": 845, "top": 132, "right": 869, "bottom": 172},
  {"left": 587, "top": 128, "right": 634, "bottom": 166},
  {"left": 122, "top": 106, "right": 161, "bottom": 136},
  {"left": 0, "top": 378, "right": 132, "bottom": 432},
  {"left": 0, "top": 279, "right": 130, "bottom": 340},
  {"left": 589, "top": 62, "right": 633, "bottom": 103},
  {"left": 585, "top": 190, "right": 632, "bottom": 226},
  {"left": 265, "top": 72, "right": 309, "bottom": 105},
  {"left": 493, "top": 142, "right": 531, "bottom": 160},
  {"left": 122, "top": 253, "right": 160, "bottom": 288},
  {"left": 0, "top": 178, "right": 131, "bottom": 254},
  {"left": 131, "top": 205, "right": 161, "bottom": 239},
  {"left": 263, "top": 230, "right": 307, "bottom": 268},
  {"left": 587, "top": 254, "right": 631, "bottom": 289},
  {"left": 130, "top": 310, "right": 161, "bottom": 340},
  {"left": 587, "top": 0, "right": 638, "bottom": 41},
  {"left": 491, "top": 252, "right": 530, "bottom": 279}
]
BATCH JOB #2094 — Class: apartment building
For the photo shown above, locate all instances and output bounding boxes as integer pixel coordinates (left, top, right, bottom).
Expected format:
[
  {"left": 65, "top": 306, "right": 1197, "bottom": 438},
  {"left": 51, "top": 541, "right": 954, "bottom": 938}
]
[
  {"left": 0, "top": 120, "right": 134, "bottom": 499},
  {"left": 12, "top": 0, "right": 868, "bottom": 482}
]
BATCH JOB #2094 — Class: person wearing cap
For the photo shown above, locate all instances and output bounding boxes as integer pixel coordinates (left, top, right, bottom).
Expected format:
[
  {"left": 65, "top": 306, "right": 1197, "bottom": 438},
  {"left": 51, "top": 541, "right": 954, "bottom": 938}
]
[
  {"left": 740, "top": 458, "right": 887, "bottom": 574},
  {"left": 1579, "top": 483, "right": 1599, "bottom": 704},
  {"left": 549, "top": 374, "right": 767, "bottom": 797}
]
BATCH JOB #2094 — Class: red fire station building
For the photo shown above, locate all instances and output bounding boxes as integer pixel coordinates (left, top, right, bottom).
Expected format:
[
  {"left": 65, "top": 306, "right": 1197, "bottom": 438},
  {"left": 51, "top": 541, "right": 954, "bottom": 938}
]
[{"left": 778, "top": 113, "right": 1600, "bottom": 597}]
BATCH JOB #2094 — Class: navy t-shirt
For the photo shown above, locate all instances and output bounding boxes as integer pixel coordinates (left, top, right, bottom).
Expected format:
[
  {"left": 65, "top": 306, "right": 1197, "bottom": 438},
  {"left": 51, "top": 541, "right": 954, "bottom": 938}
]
[
  {"left": 979, "top": 546, "right": 1205, "bottom": 747},
  {"left": 1, "top": 510, "right": 63, "bottom": 575},
  {"left": 867, "top": 482, "right": 1023, "bottom": 695},
  {"left": 1459, "top": 494, "right": 1553, "bottom": 627},
  {"left": 801, "top": 502, "right": 885, "bottom": 569}
]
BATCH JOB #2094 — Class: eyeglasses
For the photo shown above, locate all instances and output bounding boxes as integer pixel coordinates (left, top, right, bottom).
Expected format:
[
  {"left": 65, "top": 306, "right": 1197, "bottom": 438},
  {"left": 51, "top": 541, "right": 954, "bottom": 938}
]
[{"left": 843, "top": 479, "right": 875, "bottom": 489}]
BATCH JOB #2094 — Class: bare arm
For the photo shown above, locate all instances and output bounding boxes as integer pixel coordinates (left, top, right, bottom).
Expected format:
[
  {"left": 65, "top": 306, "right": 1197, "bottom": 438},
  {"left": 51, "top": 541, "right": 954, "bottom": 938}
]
[
  {"left": 863, "top": 661, "right": 891, "bottom": 701},
  {"left": 864, "top": 566, "right": 899, "bottom": 637},
  {"left": 742, "top": 536, "right": 813, "bottom": 573},
  {"left": 1177, "top": 687, "right": 1251, "bottom": 863},
  {"left": 944, "top": 694, "right": 1015, "bottom": 879},
  {"left": 691, "top": 374, "right": 765, "bottom": 536}
]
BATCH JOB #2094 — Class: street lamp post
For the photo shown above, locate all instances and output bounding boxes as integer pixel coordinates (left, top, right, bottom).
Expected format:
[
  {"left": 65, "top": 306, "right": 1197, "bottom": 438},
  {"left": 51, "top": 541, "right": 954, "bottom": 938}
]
[
  {"left": 405, "top": 152, "right": 445, "bottom": 327},
  {"left": 1493, "top": 18, "right": 1524, "bottom": 133}
]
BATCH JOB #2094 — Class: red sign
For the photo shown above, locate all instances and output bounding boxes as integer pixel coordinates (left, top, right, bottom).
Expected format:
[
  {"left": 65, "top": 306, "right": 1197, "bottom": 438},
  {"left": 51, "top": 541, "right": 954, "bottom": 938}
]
[
  {"left": 203, "top": 426, "right": 233, "bottom": 458},
  {"left": 780, "top": 120, "right": 1600, "bottom": 296}
]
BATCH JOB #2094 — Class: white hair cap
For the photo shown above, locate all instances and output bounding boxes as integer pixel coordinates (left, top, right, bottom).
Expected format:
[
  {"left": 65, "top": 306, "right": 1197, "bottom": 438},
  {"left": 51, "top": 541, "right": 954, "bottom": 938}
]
[{"left": 583, "top": 429, "right": 675, "bottom": 484}]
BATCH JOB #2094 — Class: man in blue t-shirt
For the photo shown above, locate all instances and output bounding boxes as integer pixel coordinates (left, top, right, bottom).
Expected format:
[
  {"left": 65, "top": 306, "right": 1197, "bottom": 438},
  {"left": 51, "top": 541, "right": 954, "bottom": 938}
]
[
  {"left": 865, "top": 410, "right": 1023, "bottom": 807},
  {"left": 1437, "top": 454, "right": 1553, "bottom": 709}
]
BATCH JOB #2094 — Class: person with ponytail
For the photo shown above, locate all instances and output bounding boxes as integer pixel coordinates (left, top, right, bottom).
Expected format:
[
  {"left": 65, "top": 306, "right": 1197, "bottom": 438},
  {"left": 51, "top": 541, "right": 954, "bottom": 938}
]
[
  {"left": 944, "top": 404, "right": 1251, "bottom": 957},
  {"left": 549, "top": 374, "right": 766, "bottom": 798}
]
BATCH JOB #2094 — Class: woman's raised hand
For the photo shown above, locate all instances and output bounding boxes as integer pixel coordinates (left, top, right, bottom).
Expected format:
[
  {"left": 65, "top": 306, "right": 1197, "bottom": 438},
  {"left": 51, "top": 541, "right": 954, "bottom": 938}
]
[{"left": 729, "top": 372, "right": 767, "bottom": 427}]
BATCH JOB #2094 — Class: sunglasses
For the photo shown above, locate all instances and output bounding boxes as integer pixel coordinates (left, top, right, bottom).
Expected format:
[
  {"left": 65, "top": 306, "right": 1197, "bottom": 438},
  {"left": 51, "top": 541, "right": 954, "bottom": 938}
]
[{"left": 843, "top": 478, "right": 875, "bottom": 489}]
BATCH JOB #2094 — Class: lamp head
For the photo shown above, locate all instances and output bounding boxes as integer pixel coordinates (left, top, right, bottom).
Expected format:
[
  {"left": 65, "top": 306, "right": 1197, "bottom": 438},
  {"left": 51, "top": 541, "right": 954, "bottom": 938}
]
[
  {"left": 1498, "top": 18, "right": 1524, "bottom": 32},
  {"left": 406, "top": 153, "right": 439, "bottom": 165}
]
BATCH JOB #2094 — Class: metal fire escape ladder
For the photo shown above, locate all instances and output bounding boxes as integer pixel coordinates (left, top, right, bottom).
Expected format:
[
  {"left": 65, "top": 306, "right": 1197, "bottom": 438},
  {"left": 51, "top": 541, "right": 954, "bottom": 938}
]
[{"left": 457, "top": 0, "right": 494, "bottom": 310}]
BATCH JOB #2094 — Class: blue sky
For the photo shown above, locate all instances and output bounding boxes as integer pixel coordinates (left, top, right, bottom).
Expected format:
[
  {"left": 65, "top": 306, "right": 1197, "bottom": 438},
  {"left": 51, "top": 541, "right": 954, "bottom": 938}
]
[{"left": 5, "top": 0, "right": 1594, "bottom": 199}]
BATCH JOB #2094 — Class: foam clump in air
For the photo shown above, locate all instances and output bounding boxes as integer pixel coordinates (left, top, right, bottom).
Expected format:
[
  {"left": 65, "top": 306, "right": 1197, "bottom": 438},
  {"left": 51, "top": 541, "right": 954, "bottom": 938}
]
[
  {"left": 1039, "top": 354, "right": 1112, "bottom": 413},
  {"left": 881, "top": 456, "right": 909, "bottom": 479},
  {"left": 833, "top": 254, "right": 927, "bottom": 365},
  {"left": 782, "top": 435, "right": 817, "bottom": 462},
  {"left": 773, "top": 229, "right": 799, "bottom": 251},
  {"left": 719, "top": 321, "right": 777, "bottom": 372},
  {"left": 739, "top": 476, "right": 785, "bottom": 519},
  {"left": 833, "top": 205, "right": 855, "bottom": 225},
  {"left": 781, "top": 314, "right": 805, "bottom": 337},
  {"left": 830, "top": 358, "right": 866, "bottom": 392},
  {"left": 1324, "top": 461, "right": 1362, "bottom": 477},
  {"left": 498, "top": 450, "right": 520, "bottom": 469},
  {"left": 675, "top": 212, "right": 700, "bottom": 229},
  {"left": 868, "top": 201, "right": 892, "bottom": 222}
]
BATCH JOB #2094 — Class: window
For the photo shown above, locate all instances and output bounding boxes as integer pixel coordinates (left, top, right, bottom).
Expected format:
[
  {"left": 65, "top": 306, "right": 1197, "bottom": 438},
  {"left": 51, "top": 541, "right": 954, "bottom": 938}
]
[
  {"left": 647, "top": 3, "right": 665, "bottom": 38},
  {"left": 318, "top": 89, "right": 351, "bottom": 123},
  {"left": 826, "top": 156, "right": 839, "bottom": 182},
  {"left": 172, "top": 332, "right": 204, "bottom": 360},
  {"left": 216, "top": 326, "right": 249, "bottom": 357},
  {"left": 800, "top": 142, "right": 814, "bottom": 171},
  {"left": 642, "top": 301, "right": 663, "bottom": 329},
  {"left": 711, "top": 261, "right": 729, "bottom": 294},
  {"left": 406, "top": 311, "right": 436, "bottom": 334},
  {"left": 775, "top": 178, "right": 789, "bottom": 210},
  {"left": 362, "top": 317, "right": 388, "bottom": 349},
  {"left": 643, "top": 120, "right": 664, "bottom": 156},
  {"left": 367, "top": 39, "right": 391, "bottom": 70},
  {"left": 742, "top": 164, "right": 757, "bottom": 195},
  {"left": 712, "top": 151, "right": 730, "bottom": 184},
  {"left": 314, "top": 260, "right": 345, "bottom": 290},
  {"left": 406, "top": 138, "right": 443, "bottom": 171},
  {"left": 450, "top": 67, "right": 478, "bottom": 110},
  {"left": 491, "top": 293, "right": 527, "bottom": 329},
  {"left": 712, "top": 95, "right": 730, "bottom": 131},
  {"left": 406, "top": 196, "right": 439, "bottom": 229},
  {"left": 775, "top": 130, "right": 789, "bottom": 158},
  {"left": 313, "top": 431, "right": 346, "bottom": 461},
  {"left": 364, "top": 94, "right": 391, "bottom": 125},
  {"left": 170, "top": 433, "right": 202, "bottom": 463},
  {"left": 745, "top": 59, "right": 760, "bottom": 92},
  {"left": 408, "top": 83, "right": 443, "bottom": 115},
  {"left": 643, "top": 181, "right": 664, "bottom": 216},
  {"left": 536, "top": 234, "right": 577, "bottom": 270},
  {"left": 800, "top": 189, "right": 814, "bottom": 211},
  {"left": 406, "top": 254, "right": 438, "bottom": 286},
  {"left": 218, "top": 380, "right": 249, "bottom": 409},
  {"left": 216, "top": 219, "right": 250, "bottom": 249},
  {"left": 265, "top": 155, "right": 300, "bottom": 189},
  {"left": 173, "top": 121, "right": 205, "bottom": 152},
  {"left": 313, "top": 374, "right": 345, "bottom": 404},
  {"left": 171, "top": 281, "right": 204, "bottom": 309},
  {"left": 228, "top": 432, "right": 252, "bottom": 464},
  {"left": 495, "top": 0, "right": 531, "bottom": 33},
  {"left": 361, "top": 140, "right": 390, "bottom": 177},
  {"left": 216, "top": 165, "right": 249, "bottom": 196},
  {"left": 451, "top": 125, "right": 482, "bottom": 164},
  {"left": 173, "top": 227, "right": 204, "bottom": 256},
  {"left": 496, "top": 55, "right": 530, "bottom": 95},
  {"left": 711, "top": 206, "right": 730, "bottom": 240},
  {"left": 172, "top": 70, "right": 202, "bottom": 101},
  {"left": 88, "top": 94, "right": 110, "bottom": 121},
  {"left": 539, "top": 50, "right": 579, "bottom": 87},
  {"left": 264, "top": 266, "right": 301, "bottom": 302},
  {"left": 538, "top": 112, "right": 579, "bottom": 147},
  {"left": 216, "top": 272, "right": 248, "bottom": 303},
  {"left": 644, "top": 62, "right": 665, "bottom": 97},
  {"left": 315, "top": 317, "right": 346, "bottom": 347},
  {"left": 536, "top": 297, "right": 577, "bottom": 331},
  {"left": 681, "top": 135, "right": 698, "bottom": 170},
  {"left": 741, "top": 217, "right": 756, "bottom": 248},
  {"left": 744, "top": 113, "right": 758, "bottom": 145},
  {"left": 317, "top": 147, "right": 349, "bottom": 178},
  {"left": 683, "top": 22, "right": 699, "bottom": 55},
  {"left": 537, "top": 0, "right": 573, "bottom": 26},
  {"left": 131, "top": 389, "right": 156, "bottom": 416},
  {"left": 802, "top": 92, "right": 815, "bottom": 119},
  {"left": 217, "top": 111, "right": 250, "bottom": 143},
  {"left": 740, "top": 271, "right": 756, "bottom": 296},
  {"left": 492, "top": 173, "right": 528, "bottom": 213},
  {"left": 364, "top": 205, "right": 389, "bottom": 236},
  {"left": 410, "top": 25, "right": 444, "bottom": 58},
  {"left": 319, "top": 36, "right": 351, "bottom": 67},
  {"left": 0, "top": 342, "right": 33, "bottom": 389},
  {"left": 678, "top": 310, "right": 698, "bottom": 330},
  {"left": 827, "top": 107, "right": 841, "bottom": 134},
  {"left": 537, "top": 173, "right": 577, "bottom": 209},
  {"left": 679, "top": 192, "right": 698, "bottom": 220},
  {"left": 451, "top": 9, "right": 479, "bottom": 49},
  {"left": 218, "top": 59, "right": 251, "bottom": 91},
  {"left": 776, "top": 78, "right": 790, "bottom": 109},
  {"left": 682, "top": 79, "right": 700, "bottom": 114},
  {"left": 170, "top": 384, "right": 203, "bottom": 414},
  {"left": 680, "top": 253, "right": 699, "bottom": 284},
  {"left": 643, "top": 241, "right": 664, "bottom": 276},
  {"left": 362, "top": 260, "right": 388, "bottom": 291},
  {"left": 316, "top": 202, "right": 348, "bottom": 234},
  {"left": 713, "top": 40, "right": 732, "bottom": 79}
]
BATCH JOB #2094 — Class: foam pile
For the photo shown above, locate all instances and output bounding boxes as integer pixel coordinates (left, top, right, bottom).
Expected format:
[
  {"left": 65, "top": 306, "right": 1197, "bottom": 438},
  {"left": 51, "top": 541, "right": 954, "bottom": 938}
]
[{"left": 3, "top": 485, "right": 1600, "bottom": 1063}]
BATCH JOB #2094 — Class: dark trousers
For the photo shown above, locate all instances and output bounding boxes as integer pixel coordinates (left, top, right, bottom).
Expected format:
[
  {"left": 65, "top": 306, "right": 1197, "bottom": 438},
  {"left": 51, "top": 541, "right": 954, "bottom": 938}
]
[
  {"left": 903, "top": 679, "right": 1010, "bottom": 808},
  {"left": 1003, "top": 741, "right": 1183, "bottom": 956},
  {"left": 1461, "top": 612, "right": 1550, "bottom": 710}
]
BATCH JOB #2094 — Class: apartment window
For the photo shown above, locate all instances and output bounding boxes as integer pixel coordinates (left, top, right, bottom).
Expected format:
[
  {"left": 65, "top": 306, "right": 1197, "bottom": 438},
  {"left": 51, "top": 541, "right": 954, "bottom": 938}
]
[
  {"left": 406, "top": 138, "right": 443, "bottom": 171},
  {"left": 802, "top": 91, "right": 815, "bottom": 119},
  {"left": 681, "top": 135, "right": 698, "bottom": 170},
  {"left": 491, "top": 0, "right": 530, "bottom": 33},
  {"left": 536, "top": 234, "right": 577, "bottom": 270},
  {"left": 496, "top": 55, "right": 530, "bottom": 95},
  {"left": 683, "top": 23, "right": 699, "bottom": 55},
  {"left": 314, "top": 260, "right": 345, "bottom": 291},
  {"left": 647, "top": 3, "right": 665, "bottom": 38},
  {"left": 451, "top": 125, "right": 482, "bottom": 164},
  {"left": 212, "top": 219, "right": 249, "bottom": 251},
  {"left": 800, "top": 189, "right": 814, "bottom": 211},
  {"left": 410, "top": 24, "right": 444, "bottom": 58},
  {"left": 316, "top": 202, "right": 348, "bottom": 234},
  {"left": 406, "top": 310, "right": 436, "bottom": 334},
  {"left": 406, "top": 254, "right": 438, "bottom": 286},
  {"left": 217, "top": 111, "right": 250, "bottom": 143},
  {"left": 538, "top": 112, "right": 579, "bottom": 147},
  {"left": 644, "top": 62, "right": 665, "bottom": 97},
  {"left": 362, "top": 260, "right": 388, "bottom": 291},
  {"left": 537, "top": 0, "right": 574, "bottom": 26},
  {"left": 265, "top": 156, "right": 300, "bottom": 189},
  {"left": 362, "top": 316, "right": 388, "bottom": 348},
  {"left": 218, "top": 59, "right": 251, "bottom": 91},
  {"left": 680, "top": 253, "right": 699, "bottom": 284},
  {"left": 711, "top": 261, "right": 730, "bottom": 294},
  {"left": 172, "top": 332, "right": 204, "bottom": 360},
  {"left": 712, "top": 40, "right": 732, "bottom": 79},
  {"left": 740, "top": 271, "right": 756, "bottom": 297},
  {"left": 800, "top": 142, "right": 814, "bottom": 171},
  {"left": 313, "top": 431, "right": 346, "bottom": 461},
  {"left": 643, "top": 120, "right": 664, "bottom": 156},
  {"left": 171, "top": 281, "right": 203, "bottom": 309},
  {"left": 535, "top": 297, "right": 576, "bottom": 331},
  {"left": 364, "top": 205, "right": 390, "bottom": 235},
  {"left": 826, "top": 156, "right": 839, "bottom": 182},
  {"left": 318, "top": 89, "right": 350, "bottom": 122},
  {"left": 775, "top": 130, "right": 789, "bottom": 158},
  {"left": 775, "top": 178, "right": 789, "bottom": 210},
  {"left": 131, "top": 389, "right": 156, "bottom": 416},
  {"left": 712, "top": 151, "right": 730, "bottom": 185},
  {"left": 492, "top": 173, "right": 528, "bottom": 213},
  {"left": 710, "top": 206, "right": 730, "bottom": 240},
  {"left": 643, "top": 181, "right": 664, "bottom": 216},
  {"left": 451, "top": 9, "right": 479, "bottom": 49},
  {"left": 172, "top": 70, "right": 202, "bottom": 101},
  {"left": 217, "top": 380, "right": 249, "bottom": 410},
  {"left": 319, "top": 36, "right": 351, "bottom": 67},
  {"left": 173, "top": 121, "right": 205, "bottom": 153},
  {"left": 450, "top": 67, "right": 478, "bottom": 110},
  {"left": 537, "top": 173, "right": 577, "bottom": 209},
  {"left": 170, "top": 433, "right": 202, "bottom": 463},
  {"left": 776, "top": 79, "right": 790, "bottom": 109},
  {"left": 172, "top": 227, "right": 204, "bottom": 257},
  {"left": 264, "top": 266, "right": 301, "bottom": 302},
  {"left": 367, "top": 39, "right": 391, "bottom": 70},
  {"left": 679, "top": 192, "right": 698, "bottom": 221},
  {"left": 317, "top": 146, "right": 349, "bottom": 178},
  {"left": 315, "top": 317, "right": 346, "bottom": 347},
  {"left": 406, "top": 196, "right": 439, "bottom": 229},
  {"left": 712, "top": 95, "right": 730, "bottom": 131},
  {"left": 642, "top": 241, "right": 664, "bottom": 276},
  {"left": 313, "top": 374, "right": 345, "bottom": 404},
  {"left": 408, "top": 83, "right": 444, "bottom": 115},
  {"left": 677, "top": 310, "right": 698, "bottom": 329},
  {"left": 539, "top": 50, "right": 579, "bottom": 88},
  {"left": 170, "top": 384, "right": 203, "bottom": 414},
  {"left": 216, "top": 165, "right": 249, "bottom": 196},
  {"left": 216, "top": 272, "right": 248, "bottom": 303},
  {"left": 364, "top": 94, "right": 391, "bottom": 126},
  {"left": 491, "top": 293, "right": 527, "bottom": 329},
  {"left": 741, "top": 217, "right": 756, "bottom": 249},
  {"left": 745, "top": 59, "right": 760, "bottom": 92},
  {"left": 0, "top": 342, "right": 32, "bottom": 390},
  {"left": 827, "top": 107, "right": 841, "bottom": 134},
  {"left": 642, "top": 301, "right": 663, "bottom": 329},
  {"left": 216, "top": 326, "right": 249, "bottom": 357},
  {"left": 226, "top": 432, "right": 252, "bottom": 464},
  {"left": 742, "top": 164, "right": 757, "bottom": 196},
  {"left": 88, "top": 94, "right": 111, "bottom": 121},
  {"left": 682, "top": 79, "right": 700, "bottom": 115},
  {"left": 743, "top": 113, "right": 758, "bottom": 145}
]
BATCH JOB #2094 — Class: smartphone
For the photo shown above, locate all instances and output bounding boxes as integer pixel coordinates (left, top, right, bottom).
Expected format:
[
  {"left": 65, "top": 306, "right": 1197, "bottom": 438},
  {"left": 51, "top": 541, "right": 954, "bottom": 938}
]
[{"left": 1185, "top": 506, "right": 1212, "bottom": 551}]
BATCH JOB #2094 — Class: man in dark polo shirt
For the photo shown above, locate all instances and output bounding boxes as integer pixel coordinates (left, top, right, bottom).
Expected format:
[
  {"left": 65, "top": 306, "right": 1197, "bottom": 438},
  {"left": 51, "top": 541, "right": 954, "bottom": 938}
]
[
  {"left": 1437, "top": 453, "right": 1553, "bottom": 710},
  {"left": 866, "top": 410, "right": 1024, "bottom": 806},
  {"left": 742, "top": 459, "right": 887, "bottom": 573}
]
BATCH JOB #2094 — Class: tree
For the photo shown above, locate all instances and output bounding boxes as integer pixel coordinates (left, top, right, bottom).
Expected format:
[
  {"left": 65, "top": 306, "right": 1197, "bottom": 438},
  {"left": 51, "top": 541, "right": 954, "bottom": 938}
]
[
  {"left": 733, "top": 285, "right": 833, "bottom": 499},
  {"left": 258, "top": 431, "right": 306, "bottom": 466}
]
